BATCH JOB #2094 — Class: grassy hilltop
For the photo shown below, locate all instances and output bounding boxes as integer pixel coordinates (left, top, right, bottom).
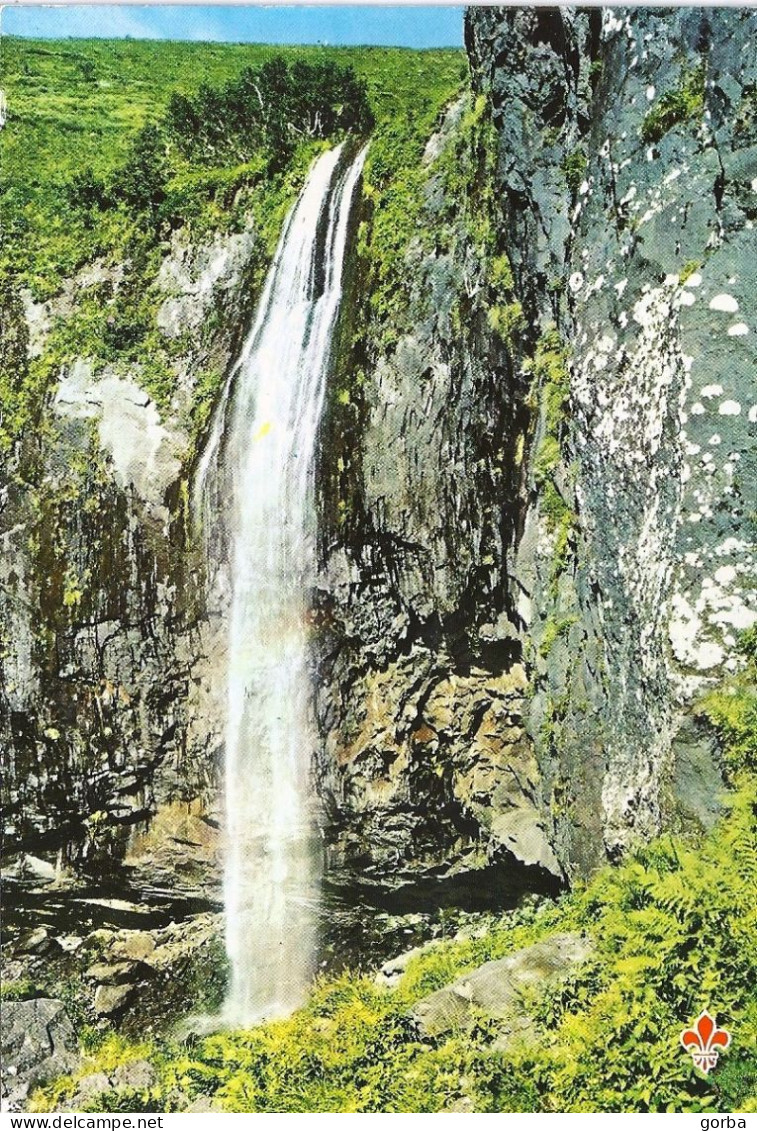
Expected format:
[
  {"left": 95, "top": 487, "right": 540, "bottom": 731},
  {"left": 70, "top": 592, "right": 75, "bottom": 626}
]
[{"left": 0, "top": 36, "right": 464, "bottom": 448}]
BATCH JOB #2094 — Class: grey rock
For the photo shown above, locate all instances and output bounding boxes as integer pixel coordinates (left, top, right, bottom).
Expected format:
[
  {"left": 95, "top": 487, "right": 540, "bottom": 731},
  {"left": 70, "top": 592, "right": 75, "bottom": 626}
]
[
  {"left": 413, "top": 932, "right": 593, "bottom": 1038},
  {"left": 17, "top": 928, "right": 53, "bottom": 956},
  {"left": 184, "top": 1095, "right": 225, "bottom": 1112},
  {"left": 0, "top": 999, "right": 79, "bottom": 1111},
  {"left": 71, "top": 1073, "right": 112, "bottom": 1106},
  {"left": 111, "top": 1060, "right": 157, "bottom": 1090}
]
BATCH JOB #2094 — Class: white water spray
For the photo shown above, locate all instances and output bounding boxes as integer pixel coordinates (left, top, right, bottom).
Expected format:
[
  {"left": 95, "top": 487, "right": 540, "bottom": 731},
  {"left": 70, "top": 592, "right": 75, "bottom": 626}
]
[{"left": 195, "top": 144, "right": 367, "bottom": 1026}]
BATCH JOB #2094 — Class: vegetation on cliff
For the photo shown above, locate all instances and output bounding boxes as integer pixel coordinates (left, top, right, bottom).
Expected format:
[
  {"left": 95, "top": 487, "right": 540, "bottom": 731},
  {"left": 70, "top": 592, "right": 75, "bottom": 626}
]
[{"left": 0, "top": 37, "right": 463, "bottom": 450}]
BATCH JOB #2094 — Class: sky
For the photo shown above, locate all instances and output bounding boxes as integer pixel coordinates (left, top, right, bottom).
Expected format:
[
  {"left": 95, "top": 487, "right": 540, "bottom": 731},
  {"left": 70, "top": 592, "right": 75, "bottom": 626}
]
[{"left": 0, "top": 5, "right": 466, "bottom": 47}]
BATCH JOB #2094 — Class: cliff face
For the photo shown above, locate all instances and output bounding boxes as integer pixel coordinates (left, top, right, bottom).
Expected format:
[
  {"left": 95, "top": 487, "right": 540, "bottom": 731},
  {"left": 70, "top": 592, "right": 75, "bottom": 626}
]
[
  {"left": 0, "top": 230, "right": 259, "bottom": 889},
  {"left": 315, "top": 5, "right": 757, "bottom": 894},
  {"left": 3, "top": 8, "right": 756, "bottom": 921}
]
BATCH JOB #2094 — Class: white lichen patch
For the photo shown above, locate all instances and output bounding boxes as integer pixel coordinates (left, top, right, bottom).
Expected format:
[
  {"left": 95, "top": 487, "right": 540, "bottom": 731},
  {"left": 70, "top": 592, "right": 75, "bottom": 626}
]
[
  {"left": 719, "top": 400, "right": 741, "bottom": 415},
  {"left": 700, "top": 384, "right": 723, "bottom": 399},
  {"left": 748, "top": 405, "right": 757, "bottom": 423},
  {"left": 679, "top": 290, "right": 696, "bottom": 306},
  {"left": 709, "top": 293, "right": 739, "bottom": 313},
  {"left": 714, "top": 565, "right": 737, "bottom": 585},
  {"left": 690, "top": 403, "right": 705, "bottom": 415},
  {"left": 728, "top": 322, "right": 749, "bottom": 336},
  {"left": 683, "top": 272, "right": 702, "bottom": 288},
  {"left": 669, "top": 534, "right": 757, "bottom": 683}
]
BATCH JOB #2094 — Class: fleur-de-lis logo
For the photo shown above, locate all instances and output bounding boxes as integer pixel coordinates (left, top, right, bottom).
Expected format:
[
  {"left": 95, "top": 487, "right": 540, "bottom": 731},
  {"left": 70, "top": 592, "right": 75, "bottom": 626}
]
[{"left": 680, "top": 1010, "right": 731, "bottom": 1074}]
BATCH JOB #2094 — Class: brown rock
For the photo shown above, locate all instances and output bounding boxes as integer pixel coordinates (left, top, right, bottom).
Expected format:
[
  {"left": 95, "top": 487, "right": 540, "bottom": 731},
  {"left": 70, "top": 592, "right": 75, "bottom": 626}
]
[
  {"left": 85, "top": 961, "right": 138, "bottom": 985},
  {"left": 93, "top": 983, "right": 135, "bottom": 1016}
]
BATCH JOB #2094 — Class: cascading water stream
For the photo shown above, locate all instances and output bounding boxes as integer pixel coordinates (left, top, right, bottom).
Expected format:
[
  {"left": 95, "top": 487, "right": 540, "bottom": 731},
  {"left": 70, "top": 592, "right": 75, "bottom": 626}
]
[{"left": 195, "top": 143, "right": 367, "bottom": 1026}]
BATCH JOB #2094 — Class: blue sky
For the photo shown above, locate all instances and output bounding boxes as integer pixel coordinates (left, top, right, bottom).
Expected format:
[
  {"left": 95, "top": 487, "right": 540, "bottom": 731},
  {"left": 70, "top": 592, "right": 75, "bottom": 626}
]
[{"left": 0, "top": 5, "right": 465, "bottom": 47}]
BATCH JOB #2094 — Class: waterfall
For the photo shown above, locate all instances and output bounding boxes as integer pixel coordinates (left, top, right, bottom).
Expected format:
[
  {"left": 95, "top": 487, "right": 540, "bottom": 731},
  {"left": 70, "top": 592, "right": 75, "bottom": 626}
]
[{"left": 195, "top": 142, "right": 367, "bottom": 1026}]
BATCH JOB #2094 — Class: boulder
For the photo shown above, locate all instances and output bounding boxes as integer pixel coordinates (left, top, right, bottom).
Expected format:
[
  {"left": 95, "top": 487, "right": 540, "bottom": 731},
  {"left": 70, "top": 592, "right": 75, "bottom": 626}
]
[
  {"left": 85, "top": 961, "right": 140, "bottom": 986},
  {"left": 0, "top": 998, "right": 78, "bottom": 1111},
  {"left": 413, "top": 932, "right": 592, "bottom": 1039},
  {"left": 93, "top": 983, "right": 135, "bottom": 1017}
]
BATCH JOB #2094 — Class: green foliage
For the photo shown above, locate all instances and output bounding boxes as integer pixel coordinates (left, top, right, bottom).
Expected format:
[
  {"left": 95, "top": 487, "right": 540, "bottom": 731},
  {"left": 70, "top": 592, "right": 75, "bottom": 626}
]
[
  {"left": 734, "top": 83, "right": 757, "bottom": 139},
  {"left": 562, "top": 148, "right": 587, "bottom": 195},
  {"left": 700, "top": 629, "right": 757, "bottom": 776},
  {"left": 166, "top": 58, "right": 373, "bottom": 170},
  {"left": 640, "top": 64, "right": 705, "bottom": 144},
  {"left": 0, "top": 978, "right": 45, "bottom": 1001}
]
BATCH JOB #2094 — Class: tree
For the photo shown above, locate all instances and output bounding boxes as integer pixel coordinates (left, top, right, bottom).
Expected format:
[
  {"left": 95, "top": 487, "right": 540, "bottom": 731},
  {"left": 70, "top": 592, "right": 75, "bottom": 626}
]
[{"left": 116, "top": 123, "right": 167, "bottom": 215}]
